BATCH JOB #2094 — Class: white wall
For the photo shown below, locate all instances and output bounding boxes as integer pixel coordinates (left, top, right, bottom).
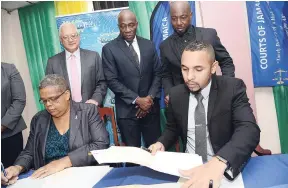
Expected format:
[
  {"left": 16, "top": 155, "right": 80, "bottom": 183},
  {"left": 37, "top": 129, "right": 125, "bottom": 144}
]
[{"left": 1, "top": 9, "right": 38, "bottom": 145}]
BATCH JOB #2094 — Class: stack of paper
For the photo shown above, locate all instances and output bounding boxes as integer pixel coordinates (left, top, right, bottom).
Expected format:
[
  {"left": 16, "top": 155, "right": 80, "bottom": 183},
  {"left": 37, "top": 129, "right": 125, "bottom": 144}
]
[{"left": 91, "top": 146, "right": 203, "bottom": 177}]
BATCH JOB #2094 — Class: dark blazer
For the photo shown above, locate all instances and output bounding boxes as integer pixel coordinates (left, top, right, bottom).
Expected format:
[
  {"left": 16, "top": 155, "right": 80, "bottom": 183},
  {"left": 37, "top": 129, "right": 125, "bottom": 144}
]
[
  {"left": 1, "top": 63, "right": 26, "bottom": 139},
  {"left": 160, "top": 26, "right": 235, "bottom": 96},
  {"left": 46, "top": 48, "right": 107, "bottom": 105},
  {"left": 158, "top": 75, "right": 260, "bottom": 179},
  {"left": 102, "top": 35, "right": 161, "bottom": 118},
  {"left": 14, "top": 102, "right": 109, "bottom": 171}
]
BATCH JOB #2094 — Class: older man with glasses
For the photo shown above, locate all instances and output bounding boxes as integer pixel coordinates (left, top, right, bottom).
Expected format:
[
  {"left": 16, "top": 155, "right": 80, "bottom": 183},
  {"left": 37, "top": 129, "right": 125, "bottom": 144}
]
[
  {"left": 46, "top": 22, "right": 107, "bottom": 107},
  {"left": 1, "top": 74, "right": 109, "bottom": 186}
]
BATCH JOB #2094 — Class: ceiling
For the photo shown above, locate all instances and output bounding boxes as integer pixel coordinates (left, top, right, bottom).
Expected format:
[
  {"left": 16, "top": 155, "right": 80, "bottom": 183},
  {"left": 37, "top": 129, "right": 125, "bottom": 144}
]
[{"left": 1, "top": 1, "right": 39, "bottom": 13}]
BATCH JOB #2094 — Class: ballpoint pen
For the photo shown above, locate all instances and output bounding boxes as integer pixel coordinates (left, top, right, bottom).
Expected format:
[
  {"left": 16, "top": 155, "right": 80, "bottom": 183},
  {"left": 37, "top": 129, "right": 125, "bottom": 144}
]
[
  {"left": 141, "top": 146, "right": 151, "bottom": 153},
  {"left": 1, "top": 162, "right": 7, "bottom": 177}
]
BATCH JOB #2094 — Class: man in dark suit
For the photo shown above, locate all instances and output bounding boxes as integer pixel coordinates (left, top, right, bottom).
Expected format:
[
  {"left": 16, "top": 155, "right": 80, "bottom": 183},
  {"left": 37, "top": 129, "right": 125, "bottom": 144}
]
[
  {"left": 149, "top": 41, "right": 260, "bottom": 187},
  {"left": 1, "top": 63, "right": 27, "bottom": 167},
  {"left": 46, "top": 22, "right": 107, "bottom": 106},
  {"left": 102, "top": 10, "right": 162, "bottom": 148},
  {"left": 161, "top": 1, "right": 235, "bottom": 105}
]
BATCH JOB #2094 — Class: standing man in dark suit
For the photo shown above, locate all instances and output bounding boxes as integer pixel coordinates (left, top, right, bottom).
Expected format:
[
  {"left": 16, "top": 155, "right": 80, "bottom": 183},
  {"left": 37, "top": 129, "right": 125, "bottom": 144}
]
[
  {"left": 46, "top": 22, "right": 107, "bottom": 106},
  {"left": 161, "top": 1, "right": 235, "bottom": 105},
  {"left": 1, "top": 62, "right": 27, "bottom": 167},
  {"left": 102, "top": 10, "right": 162, "bottom": 148},
  {"left": 149, "top": 41, "right": 260, "bottom": 187}
]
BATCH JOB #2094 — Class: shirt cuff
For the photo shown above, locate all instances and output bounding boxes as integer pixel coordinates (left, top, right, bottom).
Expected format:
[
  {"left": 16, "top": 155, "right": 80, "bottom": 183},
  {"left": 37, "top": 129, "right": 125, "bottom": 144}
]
[{"left": 132, "top": 96, "right": 139, "bottom": 104}]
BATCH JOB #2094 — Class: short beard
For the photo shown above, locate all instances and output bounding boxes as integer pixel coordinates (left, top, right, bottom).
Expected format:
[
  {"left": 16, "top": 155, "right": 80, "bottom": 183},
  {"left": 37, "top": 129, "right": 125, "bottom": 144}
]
[{"left": 184, "top": 83, "right": 202, "bottom": 94}]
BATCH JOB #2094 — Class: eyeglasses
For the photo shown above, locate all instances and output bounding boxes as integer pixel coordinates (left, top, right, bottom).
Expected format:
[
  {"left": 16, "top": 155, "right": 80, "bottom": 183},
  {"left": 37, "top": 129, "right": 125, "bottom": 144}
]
[
  {"left": 61, "top": 33, "right": 79, "bottom": 41},
  {"left": 39, "top": 90, "right": 67, "bottom": 105}
]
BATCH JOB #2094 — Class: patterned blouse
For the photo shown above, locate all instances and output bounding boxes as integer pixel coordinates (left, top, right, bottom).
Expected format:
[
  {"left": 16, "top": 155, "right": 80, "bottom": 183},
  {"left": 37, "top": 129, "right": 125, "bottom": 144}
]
[{"left": 45, "top": 120, "right": 70, "bottom": 164}]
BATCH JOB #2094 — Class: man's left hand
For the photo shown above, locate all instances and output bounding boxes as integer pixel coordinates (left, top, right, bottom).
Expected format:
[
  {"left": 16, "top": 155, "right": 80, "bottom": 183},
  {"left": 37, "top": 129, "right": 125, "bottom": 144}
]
[
  {"left": 179, "top": 157, "right": 227, "bottom": 188},
  {"left": 135, "top": 108, "right": 148, "bottom": 118},
  {"left": 31, "top": 157, "right": 71, "bottom": 179},
  {"left": 85, "top": 99, "right": 99, "bottom": 106}
]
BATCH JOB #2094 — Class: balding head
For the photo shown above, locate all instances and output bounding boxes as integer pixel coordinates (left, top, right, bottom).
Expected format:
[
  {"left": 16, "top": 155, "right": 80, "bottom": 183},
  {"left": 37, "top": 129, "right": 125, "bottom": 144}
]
[
  {"left": 118, "top": 10, "right": 137, "bottom": 24},
  {"left": 59, "top": 22, "right": 80, "bottom": 53},
  {"left": 169, "top": 1, "right": 192, "bottom": 35},
  {"left": 118, "top": 10, "right": 138, "bottom": 41},
  {"left": 170, "top": 1, "right": 191, "bottom": 13}
]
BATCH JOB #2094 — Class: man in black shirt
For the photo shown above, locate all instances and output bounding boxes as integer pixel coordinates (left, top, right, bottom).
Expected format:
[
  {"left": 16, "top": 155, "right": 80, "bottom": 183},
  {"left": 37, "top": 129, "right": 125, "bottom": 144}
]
[{"left": 161, "top": 1, "right": 235, "bottom": 105}]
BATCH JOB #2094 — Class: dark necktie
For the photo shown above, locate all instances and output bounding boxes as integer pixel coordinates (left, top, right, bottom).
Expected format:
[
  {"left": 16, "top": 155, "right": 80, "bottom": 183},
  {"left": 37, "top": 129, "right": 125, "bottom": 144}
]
[
  {"left": 194, "top": 93, "right": 207, "bottom": 162},
  {"left": 127, "top": 41, "right": 139, "bottom": 65}
]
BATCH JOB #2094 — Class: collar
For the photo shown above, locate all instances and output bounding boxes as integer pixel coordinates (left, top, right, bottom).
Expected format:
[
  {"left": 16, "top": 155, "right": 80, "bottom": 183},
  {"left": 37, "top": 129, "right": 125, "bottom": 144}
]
[
  {"left": 173, "top": 25, "right": 194, "bottom": 38},
  {"left": 200, "top": 79, "right": 212, "bottom": 100},
  {"left": 124, "top": 36, "right": 138, "bottom": 46},
  {"left": 65, "top": 48, "right": 80, "bottom": 60}
]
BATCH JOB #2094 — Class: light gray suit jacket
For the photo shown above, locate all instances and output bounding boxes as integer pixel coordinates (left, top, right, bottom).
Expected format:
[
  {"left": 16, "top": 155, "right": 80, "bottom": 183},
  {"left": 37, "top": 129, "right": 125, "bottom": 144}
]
[
  {"left": 1, "top": 62, "right": 27, "bottom": 139},
  {"left": 14, "top": 101, "right": 109, "bottom": 171},
  {"left": 46, "top": 48, "right": 107, "bottom": 105}
]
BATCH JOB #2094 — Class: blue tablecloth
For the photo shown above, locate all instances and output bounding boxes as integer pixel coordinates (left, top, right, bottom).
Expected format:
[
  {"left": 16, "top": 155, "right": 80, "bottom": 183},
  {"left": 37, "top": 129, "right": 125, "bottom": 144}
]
[
  {"left": 2, "top": 154, "right": 288, "bottom": 188},
  {"left": 94, "top": 154, "right": 288, "bottom": 188}
]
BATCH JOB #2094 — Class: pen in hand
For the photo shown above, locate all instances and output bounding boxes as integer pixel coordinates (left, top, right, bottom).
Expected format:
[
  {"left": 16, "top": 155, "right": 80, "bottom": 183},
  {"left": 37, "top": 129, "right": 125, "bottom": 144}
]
[
  {"left": 141, "top": 146, "right": 152, "bottom": 153},
  {"left": 1, "top": 162, "right": 7, "bottom": 177}
]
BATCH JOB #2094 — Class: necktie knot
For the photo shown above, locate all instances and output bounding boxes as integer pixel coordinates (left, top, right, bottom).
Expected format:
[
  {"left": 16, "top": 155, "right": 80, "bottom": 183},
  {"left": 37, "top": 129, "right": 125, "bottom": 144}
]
[
  {"left": 127, "top": 40, "right": 133, "bottom": 46},
  {"left": 70, "top": 54, "right": 75, "bottom": 59},
  {"left": 195, "top": 93, "right": 204, "bottom": 102}
]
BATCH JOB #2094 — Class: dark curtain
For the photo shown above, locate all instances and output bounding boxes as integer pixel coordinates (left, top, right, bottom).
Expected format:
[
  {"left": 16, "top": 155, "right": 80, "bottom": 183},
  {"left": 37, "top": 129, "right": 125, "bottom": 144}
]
[{"left": 93, "top": 1, "right": 128, "bottom": 10}]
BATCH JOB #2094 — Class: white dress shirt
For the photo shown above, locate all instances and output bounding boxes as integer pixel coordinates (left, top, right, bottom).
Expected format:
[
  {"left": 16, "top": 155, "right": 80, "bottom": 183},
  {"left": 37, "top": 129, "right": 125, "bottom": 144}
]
[
  {"left": 65, "top": 48, "right": 81, "bottom": 95},
  {"left": 186, "top": 80, "right": 214, "bottom": 160},
  {"left": 125, "top": 37, "right": 141, "bottom": 64}
]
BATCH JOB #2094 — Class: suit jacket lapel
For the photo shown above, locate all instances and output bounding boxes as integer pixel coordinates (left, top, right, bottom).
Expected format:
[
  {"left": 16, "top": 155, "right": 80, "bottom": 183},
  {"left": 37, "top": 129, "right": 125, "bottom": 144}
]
[
  {"left": 207, "top": 75, "right": 218, "bottom": 129},
  {"left": 61, "top": 52, "right": 70, "bottom": 88},
  {"left": 195, "top": 27, "right": 204, "bottom": 41},
  {"left": 181, "top": 86, "right": 190, "bottom": 140},
  {"left": 38, "top": 111, "right": 51, "bottom": 162},
  {"left": 116, "top": 35, "right": 140, "bottom": 73},
  {"left": 69, "top": 102, "right": 81, "bottom": 149},
  {"left": 136, "top": 36, "right": 144, "bottom": 73},
  {"left": 169, "top": 37, "right": 182, "bottom": 65},
  {"left": 80, "top": 49, "right": 85, "bottom": 92}
]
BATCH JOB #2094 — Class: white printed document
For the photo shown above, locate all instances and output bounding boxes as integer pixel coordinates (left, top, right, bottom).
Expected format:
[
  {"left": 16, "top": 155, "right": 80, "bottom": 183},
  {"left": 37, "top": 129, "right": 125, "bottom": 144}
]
[
  {"left": 91, "top": 146, "right": 203, "bottom": 177},
  {"left": 91, "top": 146, "right": 244, "bottom": 188}
]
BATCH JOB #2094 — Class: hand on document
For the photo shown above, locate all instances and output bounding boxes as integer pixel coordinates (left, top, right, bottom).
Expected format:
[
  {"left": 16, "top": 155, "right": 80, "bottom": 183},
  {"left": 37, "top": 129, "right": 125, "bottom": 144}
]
[
  {"left": 148, "top": 142, "right": 165, "bottom": 155},
  {"left": 179, "top": 157, "right": 227, "bottom": 188},
  {"left": 91, "top": 146, "right": 203, "bottom": 177}
]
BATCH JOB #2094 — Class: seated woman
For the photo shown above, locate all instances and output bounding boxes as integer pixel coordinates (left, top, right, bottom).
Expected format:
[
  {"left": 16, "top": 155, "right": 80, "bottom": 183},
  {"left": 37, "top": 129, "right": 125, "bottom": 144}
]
[{"left": 1, "top": 74, "right": 109, "bottom": 186}]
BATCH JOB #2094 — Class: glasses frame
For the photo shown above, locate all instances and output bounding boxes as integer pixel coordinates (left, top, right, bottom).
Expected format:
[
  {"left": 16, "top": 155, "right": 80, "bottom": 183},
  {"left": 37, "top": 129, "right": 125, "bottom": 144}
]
[{"left": 39, "top": 90, "right": 68, "bottom": 105}]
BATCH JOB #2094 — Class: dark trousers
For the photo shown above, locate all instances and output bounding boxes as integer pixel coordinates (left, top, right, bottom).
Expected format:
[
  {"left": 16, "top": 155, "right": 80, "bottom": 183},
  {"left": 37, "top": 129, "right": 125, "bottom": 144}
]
[
  {"left": 1, "top": 132, "right": 23, "bottom": 167},
  {"left": 117, "top": 109, "right": 161, "bottom": 148}
]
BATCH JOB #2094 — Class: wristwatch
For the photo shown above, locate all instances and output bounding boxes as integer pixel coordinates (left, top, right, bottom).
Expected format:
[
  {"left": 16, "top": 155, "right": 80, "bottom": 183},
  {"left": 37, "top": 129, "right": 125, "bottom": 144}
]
[{"left": 215, "top": 155, "right": 230, "bottom": 170}]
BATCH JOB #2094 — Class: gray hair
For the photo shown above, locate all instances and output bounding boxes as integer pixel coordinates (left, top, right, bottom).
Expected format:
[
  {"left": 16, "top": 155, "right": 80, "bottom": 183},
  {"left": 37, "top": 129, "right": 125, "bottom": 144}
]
[
  {"left": 184, "top": 41, "right": 215, "bottom": 63},
  {"left": 59, "top": 22, "right": 78, "bottom": 37},
  {"left": 39, "top": 74, "right": 69, "bottom": 92}
]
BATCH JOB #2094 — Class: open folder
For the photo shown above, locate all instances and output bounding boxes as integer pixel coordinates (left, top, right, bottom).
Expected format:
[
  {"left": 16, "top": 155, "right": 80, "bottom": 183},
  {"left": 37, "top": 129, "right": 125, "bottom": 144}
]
[{"left": 90, "top": 146, "right": 203, "bottom": 177}]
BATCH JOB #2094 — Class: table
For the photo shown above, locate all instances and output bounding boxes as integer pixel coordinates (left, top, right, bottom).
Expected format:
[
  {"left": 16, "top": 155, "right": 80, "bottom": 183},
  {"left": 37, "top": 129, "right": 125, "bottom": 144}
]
[
  {"left": 94, "top": 154, "right": 288, "bottom": 188},
  {"left": 2, "top": 154, "right": 288, "bottom": 188}
]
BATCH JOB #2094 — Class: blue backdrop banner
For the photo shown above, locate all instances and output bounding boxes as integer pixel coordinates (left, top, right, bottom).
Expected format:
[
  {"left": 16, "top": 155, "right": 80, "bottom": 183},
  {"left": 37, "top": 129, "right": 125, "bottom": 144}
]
[
  {"left": 56, "top": 8, "right": 127, "bottom": 145},
  {"left": 246, "top": 1, "right": 288, "bottom": 87}
]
